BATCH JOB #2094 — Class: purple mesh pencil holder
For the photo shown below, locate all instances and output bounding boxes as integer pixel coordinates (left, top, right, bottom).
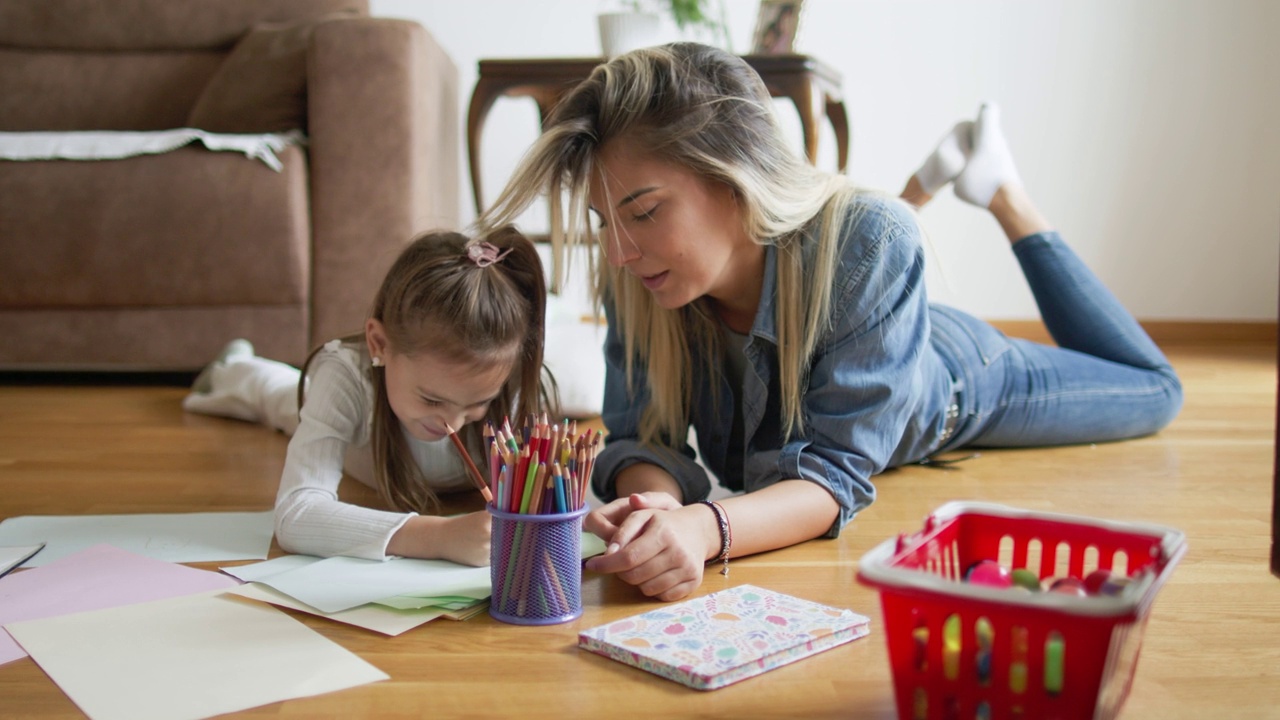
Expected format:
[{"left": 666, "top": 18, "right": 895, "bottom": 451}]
[{"left": 489, "top": 504, "right": 586, "bottom": 625}]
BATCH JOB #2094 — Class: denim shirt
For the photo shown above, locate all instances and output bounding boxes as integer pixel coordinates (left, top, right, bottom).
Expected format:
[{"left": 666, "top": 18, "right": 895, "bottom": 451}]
[{"left": 592, "top": 195, "right": 956, "bottom": 536}]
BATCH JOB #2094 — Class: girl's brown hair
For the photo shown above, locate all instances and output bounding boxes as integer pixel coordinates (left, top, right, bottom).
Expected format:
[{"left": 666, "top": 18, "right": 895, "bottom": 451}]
[{"left": 302, "top": 226, "right": 555, "bottom": 514}]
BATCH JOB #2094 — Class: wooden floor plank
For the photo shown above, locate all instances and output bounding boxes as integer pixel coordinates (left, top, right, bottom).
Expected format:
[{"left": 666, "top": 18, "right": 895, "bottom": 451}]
[{"left": 1, "top": 342, "right": 1277, "bottom": 718}]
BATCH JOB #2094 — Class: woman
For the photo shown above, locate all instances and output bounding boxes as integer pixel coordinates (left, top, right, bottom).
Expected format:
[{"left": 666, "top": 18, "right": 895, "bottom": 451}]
[{"left": 480, "top": 43, "right": 1182, "bottom": 601}]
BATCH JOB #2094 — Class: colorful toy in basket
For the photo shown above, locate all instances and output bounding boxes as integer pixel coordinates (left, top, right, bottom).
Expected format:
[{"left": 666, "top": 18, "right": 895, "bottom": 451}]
[
  {"left": 961, "top": 559, "right": 1136, "bottom": 600},
  {"left": 857, "top": 502, "right": 1186, "bottom": 720}
]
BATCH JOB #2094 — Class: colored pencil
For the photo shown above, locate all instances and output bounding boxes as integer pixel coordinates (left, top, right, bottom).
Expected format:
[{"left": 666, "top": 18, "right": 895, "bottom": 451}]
[
  {"left": 542, "top": 548, "right": 570, "bottom": 614},
  {"left": 443, "top": 422, "right": 494, "bottom": 504},
  {"left": 484, "top": 416, "right": 602, "bottom": 515}
]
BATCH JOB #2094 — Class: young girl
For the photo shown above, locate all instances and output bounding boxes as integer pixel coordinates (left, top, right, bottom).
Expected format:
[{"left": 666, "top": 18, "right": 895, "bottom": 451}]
[
  {"left": 183, "top": 227, "right": 553, "bottom": 566},
  {"left": 477, "top": 43, "right": 1183, "bottom": 601}
]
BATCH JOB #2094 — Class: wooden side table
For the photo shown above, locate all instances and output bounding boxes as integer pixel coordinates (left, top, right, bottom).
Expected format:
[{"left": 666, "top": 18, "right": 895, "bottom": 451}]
[{"left": 467, "top": 54, "right": 849, "bottom": 215}]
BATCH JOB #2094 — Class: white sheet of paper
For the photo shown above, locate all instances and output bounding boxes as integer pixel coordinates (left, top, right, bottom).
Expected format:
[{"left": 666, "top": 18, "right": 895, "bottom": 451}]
[
  {"left": 227, "top": 583, "right": 446, "bottom": 636},
  {"left": 222, "top": 554, "right": 489, "bottom": 613},
  {"left": 581, "top": 531, "right": 608, "bottom": 558},
  {"left": 0, "top": 511, "right": 274, "bottom": 567},
  {"left": 6, "top": 590, "right": 388, "bottom": 720},
  {"left": 220, "top": 553, "right": 319, "bottom": 583},
  {"left": 221, "top": 530, "right": 606, "bottom": 615},
  {"left": 0, "top": 543, "right": 44, "bottom": 577},
  {"left": 256, "top": 556, "right": 491, "bottom": 614}
]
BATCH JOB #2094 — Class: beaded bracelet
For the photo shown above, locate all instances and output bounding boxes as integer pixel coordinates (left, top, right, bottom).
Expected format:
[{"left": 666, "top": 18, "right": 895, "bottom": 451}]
[{"left": 700, "top": 500, "right": 732, "bottom": 577}]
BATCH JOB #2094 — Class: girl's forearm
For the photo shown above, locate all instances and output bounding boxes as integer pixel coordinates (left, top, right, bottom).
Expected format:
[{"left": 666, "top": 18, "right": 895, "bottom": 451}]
[
  {"left": 386, "top": 514, "right": 442, "bottom": 558},
  {"left": 387, "top": 512, "right": 491, "bottom": 566}
]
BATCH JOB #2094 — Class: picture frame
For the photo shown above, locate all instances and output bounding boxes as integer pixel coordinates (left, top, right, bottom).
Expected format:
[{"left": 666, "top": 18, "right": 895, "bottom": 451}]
[{"left": 750, "top": 0, "right": 804, "bottom": 55}]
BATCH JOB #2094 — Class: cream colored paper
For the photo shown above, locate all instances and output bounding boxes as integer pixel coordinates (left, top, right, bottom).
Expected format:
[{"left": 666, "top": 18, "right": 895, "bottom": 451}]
[
  {"left": 0, "top": 544, "right": 239, "bottom": 666},
  {"left": 6, "top": 590, "right": 387, "bottom": 720}
]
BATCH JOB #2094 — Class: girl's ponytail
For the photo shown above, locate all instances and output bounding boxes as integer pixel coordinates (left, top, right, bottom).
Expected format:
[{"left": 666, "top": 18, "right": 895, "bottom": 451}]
[{"left": 475, "top": 226, "right": 559, "bottom": 426}]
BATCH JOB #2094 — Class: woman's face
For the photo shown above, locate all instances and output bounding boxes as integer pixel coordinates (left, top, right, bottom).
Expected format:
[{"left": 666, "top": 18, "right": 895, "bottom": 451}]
[
  {"left": 588, "top": 138, "right": 760, "bottom": 312},
  {"left": 366, "top": 320, "right": 512, "bottom": 443}
]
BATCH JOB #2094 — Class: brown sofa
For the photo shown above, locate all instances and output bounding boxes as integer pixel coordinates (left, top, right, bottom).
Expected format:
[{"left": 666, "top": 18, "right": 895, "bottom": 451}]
[{"left": 0, "top": 0, "right": 459, "bottom": 369}]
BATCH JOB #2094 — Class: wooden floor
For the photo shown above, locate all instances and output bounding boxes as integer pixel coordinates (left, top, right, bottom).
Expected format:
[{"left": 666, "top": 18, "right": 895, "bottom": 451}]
[{"left": 1, "top": 341, "right": 1278, "bottom": 718}]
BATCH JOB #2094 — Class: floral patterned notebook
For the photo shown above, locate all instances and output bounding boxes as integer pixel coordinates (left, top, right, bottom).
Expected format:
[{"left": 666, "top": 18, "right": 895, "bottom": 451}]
[{"left": 577, "top": 584, "right": 871, "bottom": 691}]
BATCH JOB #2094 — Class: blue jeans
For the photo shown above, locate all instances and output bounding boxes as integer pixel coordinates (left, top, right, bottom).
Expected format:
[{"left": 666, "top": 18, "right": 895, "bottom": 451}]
[{"left": 929, "top": 232, "right": 1183, "bottom": 450}]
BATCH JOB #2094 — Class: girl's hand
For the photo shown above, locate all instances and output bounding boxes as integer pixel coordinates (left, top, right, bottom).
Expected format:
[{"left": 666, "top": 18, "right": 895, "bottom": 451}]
[
  {"left": 584, "top": 500, "right": 717, "bottom": 602},
  {"left": 584, "top": 492, "right": 683, "bottom": 543},
  {"left": 434, "top": 511, "right": 492, "bottom": 567}
]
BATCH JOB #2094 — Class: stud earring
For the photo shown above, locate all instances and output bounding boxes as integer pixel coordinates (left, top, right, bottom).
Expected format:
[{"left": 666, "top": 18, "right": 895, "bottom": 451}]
[{"left": 371, "top": 356, "right": 384, "bottom": 368}]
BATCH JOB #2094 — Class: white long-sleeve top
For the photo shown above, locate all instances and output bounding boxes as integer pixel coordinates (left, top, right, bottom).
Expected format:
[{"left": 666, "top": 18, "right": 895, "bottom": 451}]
[{"left": 273, "top": 340, "right": 474, "bottom": 559}]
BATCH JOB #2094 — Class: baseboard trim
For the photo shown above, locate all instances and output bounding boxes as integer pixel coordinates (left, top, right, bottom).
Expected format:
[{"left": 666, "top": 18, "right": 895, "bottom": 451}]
[{"left": 990, "top": 320, "right": 1278, "bottom": 345}]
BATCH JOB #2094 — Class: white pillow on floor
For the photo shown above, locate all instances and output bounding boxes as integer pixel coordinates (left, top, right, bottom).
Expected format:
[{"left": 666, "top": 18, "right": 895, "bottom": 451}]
[
  {"left": 538, "top": 243, "right": 607, "bottom": 418},
  {"left": 543, "top": 304, "right": 606, "bottom": 419}
]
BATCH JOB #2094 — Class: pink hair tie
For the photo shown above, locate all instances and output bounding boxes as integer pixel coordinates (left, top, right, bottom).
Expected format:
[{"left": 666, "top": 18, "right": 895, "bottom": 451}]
[{"left": 466, "top": 242, "right": 513, "bottom": 267}]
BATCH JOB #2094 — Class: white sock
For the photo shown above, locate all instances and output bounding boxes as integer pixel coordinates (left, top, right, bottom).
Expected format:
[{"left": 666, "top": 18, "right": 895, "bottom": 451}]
[
  {"left": 954, "top": 102, "right": 1022, "bottom": 208},
  {"left": 913, "top": 121, "right": 973, "bottom": 195},
  {"left": 182, "top": 356, "right": 302, "bottom": 435},
  {"left": 191, "top": 339, "right": 255, "bottom": 394}
]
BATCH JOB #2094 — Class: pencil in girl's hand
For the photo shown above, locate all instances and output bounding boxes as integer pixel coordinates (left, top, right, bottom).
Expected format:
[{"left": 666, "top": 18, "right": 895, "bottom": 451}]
[{"left": 443, "top": 421, "right": 495, "bottom": 504}]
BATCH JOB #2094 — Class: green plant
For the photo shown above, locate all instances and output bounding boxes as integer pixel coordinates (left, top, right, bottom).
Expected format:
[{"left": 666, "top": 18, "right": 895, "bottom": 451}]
[
  {"left": 667, "top": 0, "right": 716, "bottom": 31},
  {"left": 623, "top": 0, "right": 731, "bottom": 50}
]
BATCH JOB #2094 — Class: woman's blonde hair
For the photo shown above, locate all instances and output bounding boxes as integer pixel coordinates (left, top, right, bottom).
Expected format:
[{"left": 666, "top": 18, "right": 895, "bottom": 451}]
[
  {"left": 481, "top": 42, "right": 860, "bottom": 444},
  {"left": 302, "top": 227, "right": 555, "bottom": 514}
]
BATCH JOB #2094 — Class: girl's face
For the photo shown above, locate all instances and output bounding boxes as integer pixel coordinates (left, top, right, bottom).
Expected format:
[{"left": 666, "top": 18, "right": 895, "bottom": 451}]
[
  {"left": 366, "top": 320, "right": 512, "bottom": 443},
  {"left": 588, "top": 138, "right": 761, "bottom": 312}
]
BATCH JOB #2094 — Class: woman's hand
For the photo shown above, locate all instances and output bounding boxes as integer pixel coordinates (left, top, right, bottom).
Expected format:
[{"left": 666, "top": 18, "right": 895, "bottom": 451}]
[
  {"left": 584, "top": 498, "right": 718, "bottom": 602},
  {"left": 583, "top": 481, "right": 843, "bottom": 602},
  {"left": 584, "top": 491, "right": 683, "bottom": 542}
]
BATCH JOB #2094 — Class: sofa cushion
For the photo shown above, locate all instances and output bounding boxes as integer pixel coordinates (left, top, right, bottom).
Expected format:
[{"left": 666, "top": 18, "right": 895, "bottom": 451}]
[
  {"left": 0, "top": 49, "right": 224, "bottom": 131},
  {"left": 0, "top": 145, "right": 310, "bottom": 309},
  {"left": 0, "top": 0, "right": 367, "bottom": 51},
  {"left": 186, "top": 11, "right": 355, "bottom": 133}
]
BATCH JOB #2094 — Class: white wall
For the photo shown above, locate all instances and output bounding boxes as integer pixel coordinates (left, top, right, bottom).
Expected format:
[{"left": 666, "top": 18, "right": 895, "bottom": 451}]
[{"left": 373, "top": 0, "right": 1280, "bottom": 321}]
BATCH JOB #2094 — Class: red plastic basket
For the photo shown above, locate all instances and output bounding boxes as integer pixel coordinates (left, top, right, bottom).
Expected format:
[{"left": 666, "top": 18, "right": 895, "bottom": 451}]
[{"left": 856, "top": 502, "right": 1185, "bottom": 720}]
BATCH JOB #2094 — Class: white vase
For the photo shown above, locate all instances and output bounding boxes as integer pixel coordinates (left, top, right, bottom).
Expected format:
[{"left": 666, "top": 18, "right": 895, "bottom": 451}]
[{"left": 597, "top": 12, "right": 662, "bottom": 58}]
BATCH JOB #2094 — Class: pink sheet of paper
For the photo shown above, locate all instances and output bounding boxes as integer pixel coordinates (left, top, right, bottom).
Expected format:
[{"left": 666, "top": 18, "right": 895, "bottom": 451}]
[{"left": 0, "top": 543, "right": 239, "bottom": 665}]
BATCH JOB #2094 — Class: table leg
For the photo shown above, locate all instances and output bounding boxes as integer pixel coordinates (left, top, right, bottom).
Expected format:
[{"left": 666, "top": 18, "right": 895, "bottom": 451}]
[
  {"left": 467, "top": 78, "right": 501, "bottom": 216},
  {"left": 792, "top": 78, "right": 824, "bottom": 167},
  {"left": 827, "top": 99, "right": 850, "bottom": 173}
]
